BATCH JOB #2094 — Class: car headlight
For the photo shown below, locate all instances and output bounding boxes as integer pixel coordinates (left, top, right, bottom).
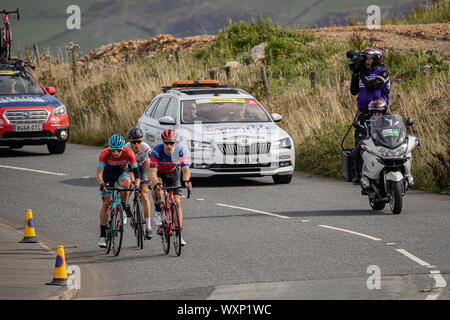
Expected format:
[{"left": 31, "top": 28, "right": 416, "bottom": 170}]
[
  {"left": 376, "top": 143, "right": 407, "bottom": 158},
  {"left": 273, "top": 137, "right": 292, "bottom": 149},
  {"left": 190, "top": 140, "right": 214, "bottom": 151},
  {"left": 53, "top": 105, "right": 66, "bottom": 116}
]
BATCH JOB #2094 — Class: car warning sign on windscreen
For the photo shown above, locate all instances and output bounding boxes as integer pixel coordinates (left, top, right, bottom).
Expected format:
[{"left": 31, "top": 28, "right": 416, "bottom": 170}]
[
  {"left": 0, "top": 70, "right": 19, "bottom": 76},
  {"left": 196, "top": 98, "right": 258, "bottom": 105}
]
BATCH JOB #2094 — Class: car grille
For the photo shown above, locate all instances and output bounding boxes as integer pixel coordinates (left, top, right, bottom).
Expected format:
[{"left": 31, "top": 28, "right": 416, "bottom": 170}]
[
  {"left": 217, "top": 142, "right": 271, "bottom": 155},
  {"left": 209, "top": 163, "right": 272, "bottom": 172},
  {"left": 3, "top": 109, "right": 49, "bottom": 124},
  {"left": 2, "top": 131, "right": 53, "bottom": 138}
]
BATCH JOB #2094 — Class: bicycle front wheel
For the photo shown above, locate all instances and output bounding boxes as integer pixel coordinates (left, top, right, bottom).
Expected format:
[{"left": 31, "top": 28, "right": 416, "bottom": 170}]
[
  {"left": 161, "top": 209, "right": 170, "bottom": 254},
  {"left": 171, "top": 203, "right": 182, "bottom": 256},
  {"left": 105, "top": 220, "right": 112, "bottom": 254},
  {"left": 112, "top": 204, "right": 124, "bottom": 256}
]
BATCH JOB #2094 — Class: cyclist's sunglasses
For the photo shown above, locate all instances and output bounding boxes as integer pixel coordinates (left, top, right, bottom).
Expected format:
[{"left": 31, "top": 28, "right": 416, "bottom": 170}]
[
  {"left": 131, "top": 140, "right": 142, "bottom": 144},
  {"left": 163, "top": 141, "right": 176, "bottom": 146},
  {"left": 111, "top": 148, "right": 123, "bottom": 153}
]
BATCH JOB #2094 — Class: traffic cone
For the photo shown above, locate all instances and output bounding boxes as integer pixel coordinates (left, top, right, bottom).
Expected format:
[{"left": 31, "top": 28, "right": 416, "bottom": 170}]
[
  {"left": 46, "top": 245, "right": 68, "bottom": 286},
  {"left": 20, "top": 209, "right": 38, "bottom": 243}
]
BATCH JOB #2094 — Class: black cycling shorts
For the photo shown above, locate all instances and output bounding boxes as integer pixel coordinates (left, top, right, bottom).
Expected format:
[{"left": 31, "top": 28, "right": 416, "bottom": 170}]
[
  {"left": 101, "top": 167, "right": 131, "bottom": 197},
  {"left": 157, "top": 167, "right": 182, "bottom": 196}
]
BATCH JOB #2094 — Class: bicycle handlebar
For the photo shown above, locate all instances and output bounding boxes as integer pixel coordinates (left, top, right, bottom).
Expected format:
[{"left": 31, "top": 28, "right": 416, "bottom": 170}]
[
  {"left": 2, "top": 9, "right": 19, "bottom": 20},
  {"left": 105, "top": 186, "right": 136, "bottom": 192},
  {"left": 154, "top": 185, "right": 192, "bottom": 201}
]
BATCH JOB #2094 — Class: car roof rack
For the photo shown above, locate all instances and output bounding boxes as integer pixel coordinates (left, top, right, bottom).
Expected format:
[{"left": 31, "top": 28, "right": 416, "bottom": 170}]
[
  {"left": 162, "top": 80, "right": 228, "bottom": 92},
  {"left": 0, "top": 57, "right": 35, "bottom": 70}
]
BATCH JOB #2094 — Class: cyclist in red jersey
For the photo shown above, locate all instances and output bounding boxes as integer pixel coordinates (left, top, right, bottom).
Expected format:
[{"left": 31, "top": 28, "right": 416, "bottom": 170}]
[
  {"left": 96, "top": 134, "right": 141, "bottom": 248},
  {"left": 150, "top": 129, "right": 191, "bottom": 246}
]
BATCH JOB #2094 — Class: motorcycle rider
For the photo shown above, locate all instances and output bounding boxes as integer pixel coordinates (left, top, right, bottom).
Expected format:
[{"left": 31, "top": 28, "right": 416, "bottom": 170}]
[
  {"left": 349, "top": 47, "right": 390, "bottom": 184},
  {"left": 353, "top": 97, "right": 388, "bottom": 194}
]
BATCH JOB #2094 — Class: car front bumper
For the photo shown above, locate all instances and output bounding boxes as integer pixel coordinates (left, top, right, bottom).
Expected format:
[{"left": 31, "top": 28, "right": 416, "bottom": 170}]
[
  {"left": 189, "top": 163, "right": 294, "bottom": 178},
  {"left": 0, "top": 126, "right": 69, "bottom": 146}
]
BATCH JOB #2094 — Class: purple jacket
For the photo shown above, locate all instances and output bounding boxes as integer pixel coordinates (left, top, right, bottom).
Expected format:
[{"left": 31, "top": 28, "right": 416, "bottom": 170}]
[{"left": 351, "top": 66, "right": 390, "bottom": 111}]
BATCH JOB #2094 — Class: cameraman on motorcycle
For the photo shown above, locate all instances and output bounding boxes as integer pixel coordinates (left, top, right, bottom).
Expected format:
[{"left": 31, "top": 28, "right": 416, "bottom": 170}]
[{"left": 348, "top": 47, "right": 390, "bottom": 184}]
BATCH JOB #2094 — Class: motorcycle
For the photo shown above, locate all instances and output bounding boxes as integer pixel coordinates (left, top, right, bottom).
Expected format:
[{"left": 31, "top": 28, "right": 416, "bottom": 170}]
[{"left": 341, "top": 114, "right": 419, "bottom": 214}]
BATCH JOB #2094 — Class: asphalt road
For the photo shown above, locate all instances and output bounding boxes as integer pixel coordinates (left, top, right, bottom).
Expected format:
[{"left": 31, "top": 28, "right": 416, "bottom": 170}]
[{"left": 0, "top": 143, "right": 448, "bottom": 300}]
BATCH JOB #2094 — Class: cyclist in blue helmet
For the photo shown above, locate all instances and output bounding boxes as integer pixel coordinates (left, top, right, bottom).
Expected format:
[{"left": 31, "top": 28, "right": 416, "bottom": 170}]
[{"left": 96, "top": 133, "right": 141, "bottom": 248}]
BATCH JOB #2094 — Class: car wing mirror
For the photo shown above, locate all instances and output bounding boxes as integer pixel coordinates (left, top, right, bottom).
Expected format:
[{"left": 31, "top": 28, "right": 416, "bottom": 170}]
[
  {"left": 158, "top": 116, "right": 176, "bottom": 125},
  {"left": 406, "top": 118, "right": 414, "bottom": 126},
  {"left": 46, "top": 86, "right": 56, "bottom": 95},
  {"left": 271, "top": 113, "right": 282, "bottom": 122}
]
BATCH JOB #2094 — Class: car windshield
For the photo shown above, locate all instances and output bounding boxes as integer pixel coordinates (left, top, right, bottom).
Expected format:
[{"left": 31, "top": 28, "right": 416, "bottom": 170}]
[
  {"left": 0, "top": 71, "right": 44, "bottom": 95},
  {"left": 181, "top": 98, "right": 271, "bottom": 124},
  {"left": 369, "top": 114, "right": 407, "bottom": 148}
]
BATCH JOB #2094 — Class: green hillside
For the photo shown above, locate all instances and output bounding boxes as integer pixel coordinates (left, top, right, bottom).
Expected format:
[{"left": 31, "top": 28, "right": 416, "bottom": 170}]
[{"left": 3, "top": 0, "right": 425, "bottom": 56}]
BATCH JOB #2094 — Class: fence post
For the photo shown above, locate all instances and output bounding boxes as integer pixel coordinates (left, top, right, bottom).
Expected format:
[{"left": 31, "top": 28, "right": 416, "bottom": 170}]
[
  {"left": 261, "top": 66, "right": 270, "bottom": 96},
  {"left": 209, "top": 69, "right": 217, "bottom": 80},
  {"left": 225, "top": 66, "right": 231, "bottom": 81},
  {"left": 33, "top": 44, "right": 40, "bottom": 66},
  {"left": 310, "top": 71, "right": 316, "bottom": 90},
  {"left": 175, "top": 50, "right": 180, "bottom": 69},
  {"left": 66, "top": 42, "right": 80, "bottom": 78},
  {"left": 25, "top": 43, "right": 30, "bottom": 61}
]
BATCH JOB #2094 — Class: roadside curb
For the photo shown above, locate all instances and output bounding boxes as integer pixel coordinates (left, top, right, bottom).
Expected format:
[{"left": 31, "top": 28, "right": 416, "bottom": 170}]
[{"left": 0, "top": 221, "right": 78, "bottom": 300}]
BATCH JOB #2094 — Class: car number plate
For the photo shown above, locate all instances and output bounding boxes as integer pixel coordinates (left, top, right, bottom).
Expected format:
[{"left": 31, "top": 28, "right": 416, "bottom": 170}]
[
  {"left": 14, "top": 124, "right": 42, "bottom": 132},
  {"left": 235, "top": 156, "right": 258, "bottom": 164}
]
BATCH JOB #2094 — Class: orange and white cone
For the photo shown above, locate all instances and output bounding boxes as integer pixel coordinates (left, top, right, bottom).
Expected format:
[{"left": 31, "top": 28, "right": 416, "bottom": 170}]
[
  {"left": 46, "top": 245, "right": 68, "bottom": 286},
  {"left": 20, "top": 209, "right": 38, "bottom": 243}
]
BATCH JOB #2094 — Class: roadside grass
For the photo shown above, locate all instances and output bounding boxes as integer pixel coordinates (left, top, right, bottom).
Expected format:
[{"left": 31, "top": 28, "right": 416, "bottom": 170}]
[{"left": 35, "top": 16, "right": 450, "bottom": 193}]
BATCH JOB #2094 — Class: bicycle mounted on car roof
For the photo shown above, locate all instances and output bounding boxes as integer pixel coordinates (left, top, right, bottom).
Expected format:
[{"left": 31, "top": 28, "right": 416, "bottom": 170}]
[{"left": 0, "top": 8, "right": 19, "bottom": 60}]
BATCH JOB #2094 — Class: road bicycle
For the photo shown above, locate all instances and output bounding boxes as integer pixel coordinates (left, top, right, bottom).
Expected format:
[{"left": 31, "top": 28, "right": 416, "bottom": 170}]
[
  {"left": 0, "top": 8, "right": 19, "bottom": 60},
  {"left": 104, "top": 185, "right": 135, "bottom": 256},
  {"left": 156, "top": 185, "right": 191, "bottom": 256},
  {"left": 128, "top": 185, "right": 146, "bottom": 249}
]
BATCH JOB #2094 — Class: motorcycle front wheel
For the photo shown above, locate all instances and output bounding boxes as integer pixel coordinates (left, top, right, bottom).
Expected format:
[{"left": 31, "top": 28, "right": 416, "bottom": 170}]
[{"left": 389, "top": 181, "right": 403, "bottom": 214}]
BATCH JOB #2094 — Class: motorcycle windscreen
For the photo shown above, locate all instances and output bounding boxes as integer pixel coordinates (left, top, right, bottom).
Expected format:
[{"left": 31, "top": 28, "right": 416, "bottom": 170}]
[{"left": 369, "top": 114, "right": 407, "bottom": 148}]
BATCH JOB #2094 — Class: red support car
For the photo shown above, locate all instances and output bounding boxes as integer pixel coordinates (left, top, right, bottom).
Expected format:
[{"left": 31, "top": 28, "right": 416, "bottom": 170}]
[{"left": 0, "top": 59, "right": 69, "bottom": 154}]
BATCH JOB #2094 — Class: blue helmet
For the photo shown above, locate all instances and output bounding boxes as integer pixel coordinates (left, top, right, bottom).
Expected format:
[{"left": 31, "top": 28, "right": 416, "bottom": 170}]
[{"left": 108, "top": 134, "right": 125, "bottom": 149}]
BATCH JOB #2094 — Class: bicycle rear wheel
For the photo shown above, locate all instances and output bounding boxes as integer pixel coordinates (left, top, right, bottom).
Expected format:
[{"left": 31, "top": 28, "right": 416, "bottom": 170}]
[
  {"left": 112, "top": 204, "right": 124, "bottom": 256},
  {"left": 134, "top": 198, "right": 144, "bottom": 249},
  {"left": 161, "top": 208, "right": 170, "bottom": 254},
  {"left": 171, "top": 203, "right": 182, "bottom": 256},
  {"left": 5, "top": 26, "right": 11, "bottom": 60},
  {"left": 0, "top": 29, "right": 5, "bottom": 59}
]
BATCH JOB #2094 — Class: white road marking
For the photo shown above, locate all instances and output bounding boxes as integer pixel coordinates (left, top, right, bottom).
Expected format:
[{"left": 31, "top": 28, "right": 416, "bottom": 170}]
[
  {"left": 317, "top": 225, "right": 382, "bottom": 241},
  {"left": 215, "top": 203, "right": 290, "bottom": 219},
  {"left": 301, "top": 220, "right": 310, "bottom": 222},
  {"left": 425, "top": 270, "right": 447, "bottom": 300},
  {"left": 0, "top": 164, "right": 67, "bottom": 176},
  {"left": 394, "top": 248, "right": 430, "bottom": 266}
]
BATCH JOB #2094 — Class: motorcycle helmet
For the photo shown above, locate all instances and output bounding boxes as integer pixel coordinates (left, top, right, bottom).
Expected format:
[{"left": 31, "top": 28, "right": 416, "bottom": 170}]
[
  {"left": 368, "top": 98, "right": 388, "bottom": 116},
  {"left": 361, "top": 47, "right": 383, "bottom": 68}
]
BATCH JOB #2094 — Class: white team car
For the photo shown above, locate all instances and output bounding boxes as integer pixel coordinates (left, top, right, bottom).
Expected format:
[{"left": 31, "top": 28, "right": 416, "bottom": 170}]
[{"left": 137, "top": 80, "right": 295, "bottom": 184}]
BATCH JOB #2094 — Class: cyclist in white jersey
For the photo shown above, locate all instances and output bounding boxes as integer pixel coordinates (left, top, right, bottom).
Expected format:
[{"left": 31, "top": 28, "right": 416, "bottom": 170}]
[{"left": 125, "top": 128, "right": 153, "bottom": 239}]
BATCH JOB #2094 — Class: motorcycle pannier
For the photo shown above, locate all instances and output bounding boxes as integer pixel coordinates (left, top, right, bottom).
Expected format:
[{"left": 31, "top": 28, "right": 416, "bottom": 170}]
[{"left": 341, "top": 148, "right": 354, "bottom": 182}]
